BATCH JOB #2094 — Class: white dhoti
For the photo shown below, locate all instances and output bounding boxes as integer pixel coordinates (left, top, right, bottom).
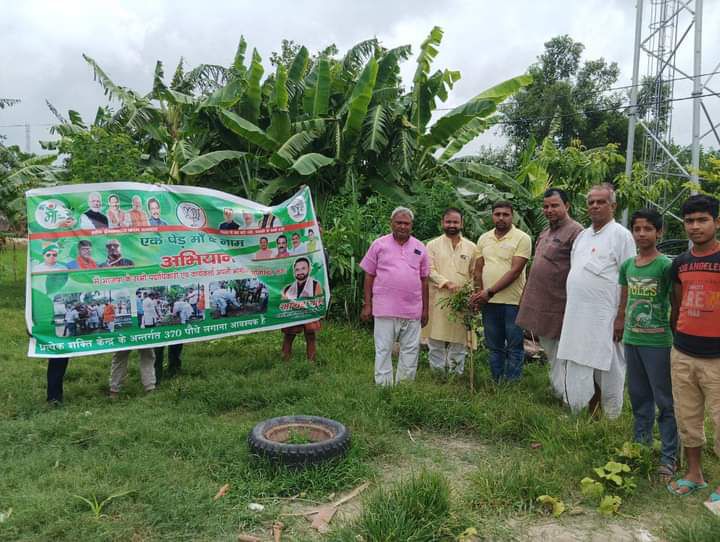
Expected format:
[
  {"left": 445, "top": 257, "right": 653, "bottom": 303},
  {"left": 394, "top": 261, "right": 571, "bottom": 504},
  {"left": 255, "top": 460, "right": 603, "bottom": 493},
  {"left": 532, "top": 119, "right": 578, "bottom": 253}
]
[
  {"left": 374, "top": 317, "right": 421, "bottom": 386},
  {"left": 428, "top": 338, "right": 467, "bottom": 374},
  {"left": 556, "top": 342, "right": 627, "bottom": 418},
  {"left": 538, "top": 336, "right": 563, "bottom": 399}
]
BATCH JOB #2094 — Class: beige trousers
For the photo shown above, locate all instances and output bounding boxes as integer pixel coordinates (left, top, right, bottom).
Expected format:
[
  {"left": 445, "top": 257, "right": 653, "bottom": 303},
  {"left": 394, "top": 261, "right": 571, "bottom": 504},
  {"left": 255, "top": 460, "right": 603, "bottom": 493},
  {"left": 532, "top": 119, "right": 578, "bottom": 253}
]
[
  {"left": 109, "top": 348, "right": 156, "bottom": 392},
  {"left": 671, "top": 347, "right": 720, "bottom": 455}
]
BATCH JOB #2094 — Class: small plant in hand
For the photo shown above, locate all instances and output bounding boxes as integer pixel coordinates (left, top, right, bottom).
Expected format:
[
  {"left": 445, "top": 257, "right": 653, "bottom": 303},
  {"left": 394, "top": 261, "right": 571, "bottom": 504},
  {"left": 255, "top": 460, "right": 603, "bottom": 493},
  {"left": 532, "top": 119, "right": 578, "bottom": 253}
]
[
  {"left": 438, "top": 282, "right": 482, "bottom": 332},
  {"left": 438, "top": 282, "right": 482, "bottom": 391}
]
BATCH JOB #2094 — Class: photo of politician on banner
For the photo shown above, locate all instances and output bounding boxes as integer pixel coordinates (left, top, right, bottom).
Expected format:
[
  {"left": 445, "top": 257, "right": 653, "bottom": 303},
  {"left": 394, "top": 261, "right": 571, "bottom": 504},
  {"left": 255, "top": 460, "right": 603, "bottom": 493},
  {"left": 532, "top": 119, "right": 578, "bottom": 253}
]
[{"left": 25, "top": 183, "right": 329, "bottom": 357}]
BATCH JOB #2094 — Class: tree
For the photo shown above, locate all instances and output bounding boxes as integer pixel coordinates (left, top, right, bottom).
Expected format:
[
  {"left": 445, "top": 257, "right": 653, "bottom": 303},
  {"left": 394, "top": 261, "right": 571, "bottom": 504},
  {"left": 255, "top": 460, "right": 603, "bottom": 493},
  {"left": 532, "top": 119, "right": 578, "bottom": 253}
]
[{"left": 501, "top": 35, "right": 627, "bottom": 152}]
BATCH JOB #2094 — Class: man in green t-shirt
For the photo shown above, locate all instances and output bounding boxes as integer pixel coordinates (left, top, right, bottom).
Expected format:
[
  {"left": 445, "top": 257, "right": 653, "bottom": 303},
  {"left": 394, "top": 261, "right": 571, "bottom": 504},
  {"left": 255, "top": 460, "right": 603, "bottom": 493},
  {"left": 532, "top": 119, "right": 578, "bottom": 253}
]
[{"left": 616, "top": 209, "right": 678, "bottom": 481}]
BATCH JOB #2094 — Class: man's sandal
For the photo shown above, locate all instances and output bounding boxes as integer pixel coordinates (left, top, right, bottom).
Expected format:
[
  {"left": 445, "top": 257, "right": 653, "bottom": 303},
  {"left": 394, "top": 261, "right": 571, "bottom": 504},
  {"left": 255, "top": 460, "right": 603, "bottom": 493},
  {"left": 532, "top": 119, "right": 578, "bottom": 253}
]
[
  {"left": 657, "top": 463, "right": 676, "bottom": 483},
  {"left": 667, "top": 479, "right": 708, "bottom": 496}
]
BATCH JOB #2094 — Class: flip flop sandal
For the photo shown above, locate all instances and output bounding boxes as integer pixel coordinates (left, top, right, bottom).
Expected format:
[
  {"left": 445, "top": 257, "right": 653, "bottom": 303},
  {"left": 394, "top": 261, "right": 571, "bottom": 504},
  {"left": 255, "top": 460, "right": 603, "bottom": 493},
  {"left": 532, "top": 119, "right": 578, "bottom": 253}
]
[
  {"left": 667, "top": 479, "right": 708, "bottom": 496},
  {"left": 708, "top": 492, "right": 720, "bottom": 503}
]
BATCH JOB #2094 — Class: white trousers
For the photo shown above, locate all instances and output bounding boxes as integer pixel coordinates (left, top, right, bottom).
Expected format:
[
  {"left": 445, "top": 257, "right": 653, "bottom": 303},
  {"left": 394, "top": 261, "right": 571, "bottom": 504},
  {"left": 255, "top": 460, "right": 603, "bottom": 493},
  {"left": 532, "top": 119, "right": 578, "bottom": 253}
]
[
  {"left": 557, "top": 342, "right": 627, "bottom": 419},
  {"left": 539, "top": 336, "right": 564, "bottom": 399},
  {"left": 428, "top": 338, "right": 467, "bottom": 374},
  {"left": 109, "top": 348, "right": 156, "bottom": 392},
  {"left": 374, "top": 317, "right": 421, "bottom": 386}
]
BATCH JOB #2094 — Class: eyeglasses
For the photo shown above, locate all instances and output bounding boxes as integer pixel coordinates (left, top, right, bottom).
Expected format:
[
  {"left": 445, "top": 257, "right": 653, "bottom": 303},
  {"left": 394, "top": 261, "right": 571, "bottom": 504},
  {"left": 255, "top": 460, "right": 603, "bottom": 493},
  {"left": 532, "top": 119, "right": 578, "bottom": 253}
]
[
  {"left": 106, "top": 244, "right": 120, "bottom": 248},
  {"left": 45, "top": 252, "right": 58, "bottom": 257}
]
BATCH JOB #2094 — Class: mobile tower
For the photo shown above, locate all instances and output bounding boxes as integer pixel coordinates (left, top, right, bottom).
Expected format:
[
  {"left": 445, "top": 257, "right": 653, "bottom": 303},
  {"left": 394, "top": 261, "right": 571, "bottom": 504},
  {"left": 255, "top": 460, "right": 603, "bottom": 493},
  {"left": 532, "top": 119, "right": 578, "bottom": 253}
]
[{"left": 624, "top": 0, "right": 719, "bottom": 222}]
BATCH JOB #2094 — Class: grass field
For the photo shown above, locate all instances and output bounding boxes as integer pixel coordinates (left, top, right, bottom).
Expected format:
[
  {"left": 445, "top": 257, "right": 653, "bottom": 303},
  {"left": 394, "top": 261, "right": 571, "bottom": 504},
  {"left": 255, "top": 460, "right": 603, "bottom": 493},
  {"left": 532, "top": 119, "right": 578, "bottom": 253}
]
[{"left": 2, "top": 244, "right": 720, "bottom": 541}]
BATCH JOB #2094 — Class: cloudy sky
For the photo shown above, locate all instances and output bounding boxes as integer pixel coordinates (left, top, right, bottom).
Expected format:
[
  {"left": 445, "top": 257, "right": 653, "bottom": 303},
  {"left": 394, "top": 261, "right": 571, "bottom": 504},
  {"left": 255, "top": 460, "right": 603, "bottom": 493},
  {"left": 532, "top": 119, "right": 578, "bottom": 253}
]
[{"left": 1, "top": 0, "right": 718, "bottom": 155}]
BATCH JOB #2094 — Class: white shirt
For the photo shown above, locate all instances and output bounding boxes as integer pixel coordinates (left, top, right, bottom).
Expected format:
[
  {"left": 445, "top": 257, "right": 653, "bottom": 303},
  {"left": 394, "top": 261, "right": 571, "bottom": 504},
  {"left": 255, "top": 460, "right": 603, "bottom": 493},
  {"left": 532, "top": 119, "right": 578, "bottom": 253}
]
[
  {"left": 557, "top": 220, "right": 635, "bottom": 370},
  {"left": 142, "top": 297, "right": 159, "bottom": 325},
  {"left": 64, "top": 309, "right": 79, "bottom": 323},
  {"left": 288, "top": 243, "right": 307, "bottom": 255},
  {"left": 34, "top": 262, "right": 67, "bottom": 272}
]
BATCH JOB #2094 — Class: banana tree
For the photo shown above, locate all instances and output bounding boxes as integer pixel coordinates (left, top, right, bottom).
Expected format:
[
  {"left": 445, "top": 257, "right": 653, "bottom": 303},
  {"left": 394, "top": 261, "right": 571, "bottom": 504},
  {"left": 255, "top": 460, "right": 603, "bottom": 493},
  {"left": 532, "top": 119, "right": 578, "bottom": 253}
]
[{"left": 46, "top": 29, "right": 530, "bottom": 211}]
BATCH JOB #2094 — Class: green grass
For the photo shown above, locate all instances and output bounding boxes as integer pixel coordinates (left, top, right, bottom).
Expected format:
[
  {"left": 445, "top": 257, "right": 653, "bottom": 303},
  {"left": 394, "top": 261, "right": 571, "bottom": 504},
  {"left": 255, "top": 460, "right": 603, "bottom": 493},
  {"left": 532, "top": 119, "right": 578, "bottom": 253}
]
[
  {"left": 330, "top": 470, "right": 451, "bottom": 542},
  {"left": 2, "top": 245, "right": 720, "bottom": 540}
]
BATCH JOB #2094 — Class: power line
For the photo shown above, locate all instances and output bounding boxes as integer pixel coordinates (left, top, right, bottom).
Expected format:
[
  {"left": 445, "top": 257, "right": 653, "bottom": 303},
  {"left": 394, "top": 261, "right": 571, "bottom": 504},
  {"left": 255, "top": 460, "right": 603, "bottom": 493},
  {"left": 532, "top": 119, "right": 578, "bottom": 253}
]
[
  {"left": 2, "top": 92, "right": 718, "bottom": 132},
  {"left": 435, "top": 92, "right": 718, "bottom": 127},
  {"left": 603, "top": 68, "right": 720, "bottom": 93},
  {"left": 0, "top": 123, "right": 54, "bottom": 128}
]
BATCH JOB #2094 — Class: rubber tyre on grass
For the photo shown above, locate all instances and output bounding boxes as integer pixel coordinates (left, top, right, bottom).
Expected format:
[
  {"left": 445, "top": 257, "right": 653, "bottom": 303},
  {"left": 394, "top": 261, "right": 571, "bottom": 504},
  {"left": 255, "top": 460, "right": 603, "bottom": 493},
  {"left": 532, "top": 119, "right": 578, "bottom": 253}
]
[{"left": 248, "top": 415, "right": 351, "bottom": 466}]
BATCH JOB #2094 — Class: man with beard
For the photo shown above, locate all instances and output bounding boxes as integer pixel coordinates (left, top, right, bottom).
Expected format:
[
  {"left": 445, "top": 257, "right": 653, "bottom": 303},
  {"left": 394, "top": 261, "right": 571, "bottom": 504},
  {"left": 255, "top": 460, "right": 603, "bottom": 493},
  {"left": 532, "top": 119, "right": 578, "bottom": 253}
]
[
  {"left": 422, "top": 208, "right": 477, "bottom": 374},
  {"left": 360, "top": 207, "right": 430, "bottom": 385},
  {"left": 66, "top": 240, "right": 98, "bottom": 270},
  {"left": 99, "top": 239, "right": 134, "bottom": 268},
  {"left": 281, "top": 257, "right": 324, "bottom": 362},
  {"left": 516, "top": 188, "right": 583, "bottom": 397},
  {"left": 470, "top": 201, "right": 532, "bottom": 382},
  {"left": 79, "top": 192, "right": 109, "bottom": 230},
  {"left": 557, "top": 183, "right": 635, "bottom": 418}
]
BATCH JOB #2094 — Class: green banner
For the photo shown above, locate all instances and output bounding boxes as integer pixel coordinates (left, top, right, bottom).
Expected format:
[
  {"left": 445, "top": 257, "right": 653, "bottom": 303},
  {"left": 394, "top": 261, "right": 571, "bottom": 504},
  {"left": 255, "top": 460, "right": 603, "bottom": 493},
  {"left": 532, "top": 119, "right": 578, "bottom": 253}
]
[{"left": 25, "top": 183, "right": 328, "bottom": 358}]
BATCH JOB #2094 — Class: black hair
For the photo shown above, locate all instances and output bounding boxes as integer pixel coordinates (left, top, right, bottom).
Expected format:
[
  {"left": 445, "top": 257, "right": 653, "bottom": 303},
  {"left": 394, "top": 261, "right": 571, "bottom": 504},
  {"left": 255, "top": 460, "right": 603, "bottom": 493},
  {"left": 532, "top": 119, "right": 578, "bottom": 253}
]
[
  {"left": 78, "top": 239, "right": 92, "bottom": 248},
  {"left": 492, "top": 200, "right": 513, "bottom": 212},
  {"left": 442, "top": 207, "right": 463, "bottom": 219},
  {"left": 277, "top": 234, "right": 288, "bottom": 242},
  {"left": 294, "top": 257, "right": 311, "bottom": 268},
  {"left": 147, "top": 197, "right": 160, "bottom": 209},
  {"left": 681, "top": 194, "right": 719, "bottom": 219},
  {"left": 291, "top": 232, "right": 301, "bottom": 238},
  {"left": 260, "top": 236, "right": 268, "bottom": 242},
  {"left": 630, "top": 208, "right": 663, "bottom": 230},
  {"left": 543, "top": 187, "right": 569, "bottom": 203}
]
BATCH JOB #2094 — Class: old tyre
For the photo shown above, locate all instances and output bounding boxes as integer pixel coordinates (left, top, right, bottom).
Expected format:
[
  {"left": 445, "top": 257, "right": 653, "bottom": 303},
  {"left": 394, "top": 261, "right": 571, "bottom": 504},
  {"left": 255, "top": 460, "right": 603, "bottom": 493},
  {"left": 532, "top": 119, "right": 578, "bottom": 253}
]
[{"left": 248, "top": 415, "right": 351, "bottom": 466}]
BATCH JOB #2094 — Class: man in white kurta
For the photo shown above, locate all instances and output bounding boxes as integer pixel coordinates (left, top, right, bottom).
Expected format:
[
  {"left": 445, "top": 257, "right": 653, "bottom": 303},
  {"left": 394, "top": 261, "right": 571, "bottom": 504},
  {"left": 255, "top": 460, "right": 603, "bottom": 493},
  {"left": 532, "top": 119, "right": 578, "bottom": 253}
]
[
  {"left": 423, "top": 209, "right": 477, "bottom": 374},
  {"left": 557, "top": 184, "right": 635, "bottom": 418}
]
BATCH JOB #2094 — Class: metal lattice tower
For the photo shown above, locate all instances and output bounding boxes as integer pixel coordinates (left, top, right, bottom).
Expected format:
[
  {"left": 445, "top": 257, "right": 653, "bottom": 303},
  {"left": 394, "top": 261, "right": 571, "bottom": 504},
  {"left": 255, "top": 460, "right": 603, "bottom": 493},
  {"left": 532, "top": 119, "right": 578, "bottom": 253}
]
[{"left": 624, "top": 0, "right": 719, "bottom": 221}]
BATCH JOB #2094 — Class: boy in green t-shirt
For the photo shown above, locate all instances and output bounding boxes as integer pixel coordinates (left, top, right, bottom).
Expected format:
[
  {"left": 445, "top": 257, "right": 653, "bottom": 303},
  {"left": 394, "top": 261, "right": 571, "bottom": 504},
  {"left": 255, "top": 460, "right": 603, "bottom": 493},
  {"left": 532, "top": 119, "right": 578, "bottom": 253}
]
[{"left": 616, "top": 209, "right": 678, "bottom": 480}]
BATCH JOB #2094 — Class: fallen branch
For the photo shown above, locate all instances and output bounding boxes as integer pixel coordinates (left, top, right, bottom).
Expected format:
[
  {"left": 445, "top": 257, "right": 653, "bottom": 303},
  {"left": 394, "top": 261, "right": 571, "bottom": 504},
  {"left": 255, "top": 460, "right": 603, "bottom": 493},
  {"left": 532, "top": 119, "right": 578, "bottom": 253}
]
[{"left": 278, "top": 482, "right": 370, "bottom": 533}]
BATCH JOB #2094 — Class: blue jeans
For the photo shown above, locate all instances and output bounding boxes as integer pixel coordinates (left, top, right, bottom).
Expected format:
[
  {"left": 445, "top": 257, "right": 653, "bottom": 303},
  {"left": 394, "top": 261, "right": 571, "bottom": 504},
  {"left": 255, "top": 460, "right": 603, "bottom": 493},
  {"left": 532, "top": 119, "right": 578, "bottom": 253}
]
[
  {"left": 625, "top": 344, "right": 678, "bottom": 466},
  {"left": 481, "top": 303, "right": 524, "bottom": 382}
]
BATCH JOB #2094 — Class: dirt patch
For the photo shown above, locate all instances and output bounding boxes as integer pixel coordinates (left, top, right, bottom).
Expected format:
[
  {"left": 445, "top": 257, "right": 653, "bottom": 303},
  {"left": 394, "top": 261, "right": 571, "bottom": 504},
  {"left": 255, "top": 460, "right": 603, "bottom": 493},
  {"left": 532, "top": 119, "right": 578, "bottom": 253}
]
[{"left": 520, "top": 519, "right": 661, "bottom": 542}]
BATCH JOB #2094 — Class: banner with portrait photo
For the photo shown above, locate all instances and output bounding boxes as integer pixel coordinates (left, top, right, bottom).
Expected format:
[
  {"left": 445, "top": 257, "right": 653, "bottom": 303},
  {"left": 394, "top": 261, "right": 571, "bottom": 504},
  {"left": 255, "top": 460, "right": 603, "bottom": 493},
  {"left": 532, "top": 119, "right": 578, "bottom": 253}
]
[{"left": 25, "top": 183, "right": 329, "bottom": 358}]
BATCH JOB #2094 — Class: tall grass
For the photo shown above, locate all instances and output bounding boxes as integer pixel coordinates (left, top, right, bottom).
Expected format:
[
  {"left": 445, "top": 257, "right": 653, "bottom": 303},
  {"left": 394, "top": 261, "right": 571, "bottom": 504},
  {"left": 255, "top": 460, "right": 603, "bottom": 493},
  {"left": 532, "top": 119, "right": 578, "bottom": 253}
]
[{"left": 330, "top": 470, "right": 452, "bottom": 542}]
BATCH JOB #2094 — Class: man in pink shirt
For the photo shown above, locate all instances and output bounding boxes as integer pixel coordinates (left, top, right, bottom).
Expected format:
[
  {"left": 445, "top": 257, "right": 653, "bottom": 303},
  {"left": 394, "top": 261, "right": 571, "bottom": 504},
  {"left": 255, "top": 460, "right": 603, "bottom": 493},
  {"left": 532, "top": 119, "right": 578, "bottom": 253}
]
[{"left": 360, "top": 207, "right": 430, "bottom": 385}]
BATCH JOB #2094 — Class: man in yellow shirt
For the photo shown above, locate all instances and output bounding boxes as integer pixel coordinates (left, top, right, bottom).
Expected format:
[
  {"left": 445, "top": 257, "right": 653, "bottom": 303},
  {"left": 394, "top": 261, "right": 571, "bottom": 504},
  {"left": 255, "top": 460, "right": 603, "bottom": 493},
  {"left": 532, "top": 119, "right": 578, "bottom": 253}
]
[
  {"left": 423, "top": 208, "right": 477, "bottom": 374},
  {"left": 471, "top": 201, "right": 532, "bottom": 382}
]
